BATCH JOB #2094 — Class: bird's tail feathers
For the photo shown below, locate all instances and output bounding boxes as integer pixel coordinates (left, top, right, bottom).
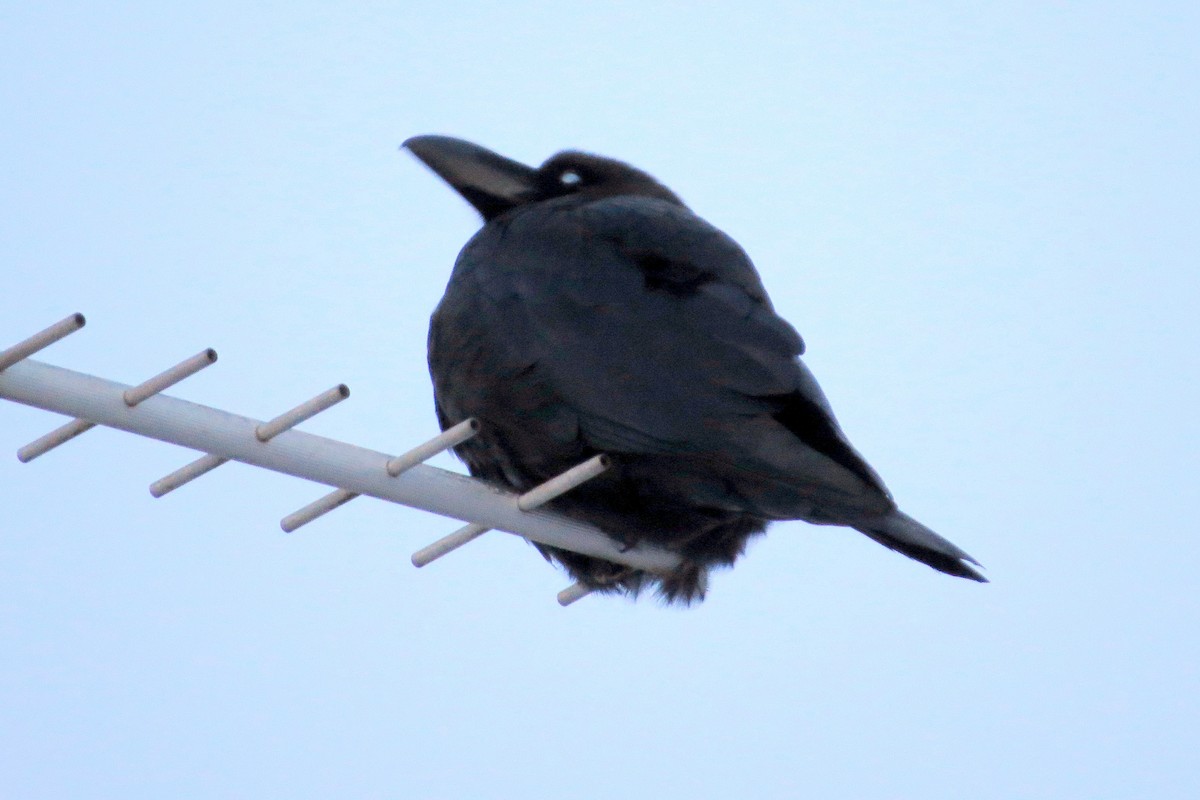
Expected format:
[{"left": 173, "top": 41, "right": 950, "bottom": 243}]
[{"left": 854, "top": 511, "right": 987, "bottom": 582}]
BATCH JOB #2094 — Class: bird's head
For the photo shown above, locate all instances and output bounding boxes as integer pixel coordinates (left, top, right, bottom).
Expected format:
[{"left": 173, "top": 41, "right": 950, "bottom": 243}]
[{"left": 403, "top": 135, "right": 684, "bottom": 221}]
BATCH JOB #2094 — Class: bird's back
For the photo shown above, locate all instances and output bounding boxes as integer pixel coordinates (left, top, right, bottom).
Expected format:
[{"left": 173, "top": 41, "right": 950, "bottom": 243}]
[{"left": 428, "top": 194, "right": 894, "bottom": 599}]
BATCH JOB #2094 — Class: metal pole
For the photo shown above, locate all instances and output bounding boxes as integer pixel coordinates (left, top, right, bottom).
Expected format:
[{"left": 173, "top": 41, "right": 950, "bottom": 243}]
[{"left": 0, "top": 358, "right": 681, "bottom": 574}]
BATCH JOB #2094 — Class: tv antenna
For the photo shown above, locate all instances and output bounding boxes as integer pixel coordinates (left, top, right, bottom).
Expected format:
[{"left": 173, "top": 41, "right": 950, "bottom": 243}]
[{"left": 0, "top": 314, "right": 682, "bottom": 606}]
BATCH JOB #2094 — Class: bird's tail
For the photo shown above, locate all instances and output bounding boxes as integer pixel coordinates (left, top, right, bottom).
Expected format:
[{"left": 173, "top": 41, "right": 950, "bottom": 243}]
[{"left": 853, "top": 511, "right": 987, "bottom": 582}]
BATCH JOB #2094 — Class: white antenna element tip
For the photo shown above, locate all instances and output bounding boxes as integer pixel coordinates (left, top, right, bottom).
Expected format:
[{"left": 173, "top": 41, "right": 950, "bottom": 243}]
[
  {"left": 0, "top": 313, "right": 88, "bottom": 372},
  {"left": 557, "top": 582, "right": 595, "bottom": 606}
]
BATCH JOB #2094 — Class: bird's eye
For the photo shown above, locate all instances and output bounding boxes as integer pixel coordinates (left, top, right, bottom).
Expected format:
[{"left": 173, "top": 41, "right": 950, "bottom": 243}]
[{"left": 560, "top": 170, "right": 582, "bottom": 186}]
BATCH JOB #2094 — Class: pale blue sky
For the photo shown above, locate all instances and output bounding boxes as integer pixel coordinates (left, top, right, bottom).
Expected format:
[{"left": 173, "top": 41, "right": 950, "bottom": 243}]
[{"left": 2, "top": 3, "right": 1198, "bottom": 798}]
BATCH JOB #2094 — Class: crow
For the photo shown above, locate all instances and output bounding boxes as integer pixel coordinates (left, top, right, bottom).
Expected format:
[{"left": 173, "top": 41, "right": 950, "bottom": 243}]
[{"left": 403, "top": 135, "right": 985, "bottom": 603}]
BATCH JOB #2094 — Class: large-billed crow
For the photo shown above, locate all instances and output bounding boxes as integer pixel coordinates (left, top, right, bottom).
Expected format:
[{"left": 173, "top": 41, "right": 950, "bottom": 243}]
[{"left": 404, "top": 135, "right": 985, "bottom": 603}]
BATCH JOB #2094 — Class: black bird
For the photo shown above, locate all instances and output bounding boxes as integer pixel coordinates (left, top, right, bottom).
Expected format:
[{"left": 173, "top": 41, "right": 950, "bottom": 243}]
[{"left": 404, "top": 135, "right": 985, "bottom": 603}]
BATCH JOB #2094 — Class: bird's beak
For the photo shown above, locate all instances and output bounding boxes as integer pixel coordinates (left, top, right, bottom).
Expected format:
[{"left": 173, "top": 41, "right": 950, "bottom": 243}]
[{"left": 403, "top": 135, "right": 539, "bottom": 221}]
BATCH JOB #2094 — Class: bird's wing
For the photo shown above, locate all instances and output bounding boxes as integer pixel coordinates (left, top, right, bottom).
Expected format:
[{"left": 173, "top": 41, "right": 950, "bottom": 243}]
[{"left": 437, "top": 195, "right": 891, "bottom": 513}]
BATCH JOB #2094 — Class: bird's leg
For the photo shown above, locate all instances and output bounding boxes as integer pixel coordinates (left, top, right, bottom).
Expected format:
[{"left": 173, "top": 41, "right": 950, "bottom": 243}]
[{"left": 595, "top": 565, "right": 636, "bottom": 586}]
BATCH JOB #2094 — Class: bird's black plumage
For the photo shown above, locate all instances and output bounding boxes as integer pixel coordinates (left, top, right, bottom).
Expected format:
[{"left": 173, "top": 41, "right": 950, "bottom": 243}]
[{"left": 404, "top": 135, "right": 985, "bottom": 602}]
